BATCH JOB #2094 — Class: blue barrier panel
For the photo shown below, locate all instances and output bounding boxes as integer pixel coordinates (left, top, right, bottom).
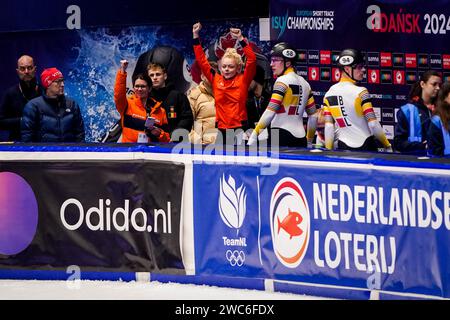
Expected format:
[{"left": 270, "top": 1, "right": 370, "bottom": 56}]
[{"left": 193, "top": 160, "right": 450, "bottom": 299}]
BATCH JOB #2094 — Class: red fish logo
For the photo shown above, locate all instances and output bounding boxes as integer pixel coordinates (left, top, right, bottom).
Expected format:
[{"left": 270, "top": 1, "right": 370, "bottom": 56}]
[
  {"left": 270, "top": 178, "right": 310, "bottom": 268},
  {"left": 278, "top": 209, "right": 303, "bottom": 239}
]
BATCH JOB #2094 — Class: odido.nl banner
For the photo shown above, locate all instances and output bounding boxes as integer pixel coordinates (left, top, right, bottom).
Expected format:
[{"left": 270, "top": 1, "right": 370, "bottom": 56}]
[
  {"left": 270, "top": 0, "right": 450, "bottom": 140},
  {"left": 0, "top": 160, "right": 185, "bottom": 274},
  {"left": 193, "top": 161, "right": 450, "bottom": 298}
]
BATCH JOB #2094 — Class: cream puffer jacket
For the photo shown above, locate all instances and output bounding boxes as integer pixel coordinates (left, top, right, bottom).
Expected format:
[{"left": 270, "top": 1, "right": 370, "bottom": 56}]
[{"left": 187, "top": 81, "right": 217, "bottom": 144}]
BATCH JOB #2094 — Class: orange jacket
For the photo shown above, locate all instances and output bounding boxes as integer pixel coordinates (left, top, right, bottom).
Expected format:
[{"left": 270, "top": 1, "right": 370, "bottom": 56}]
[
  {"left": 114, "top": 71, "right": 170, "bottom": 143},
  {"left": 194, "top": 39, "right": 256, "bottom": 129}
]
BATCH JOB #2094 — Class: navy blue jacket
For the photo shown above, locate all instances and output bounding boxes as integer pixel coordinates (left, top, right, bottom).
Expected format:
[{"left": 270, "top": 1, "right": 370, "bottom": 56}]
[
  {"left": 21, "top": 94, "right": 85, "bottom": 142},
  {"left": 427, "top": 115, "right": 450, "bottom": 157},
  {"left": 0, "top": 80, "right": 41, "bottom": 141},
  {"left": 393, "top": 101, "right": 431, "bottom": 155}
]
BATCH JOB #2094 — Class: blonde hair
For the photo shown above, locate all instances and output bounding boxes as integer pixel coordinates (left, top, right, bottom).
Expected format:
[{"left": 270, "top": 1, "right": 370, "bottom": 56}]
[{"left": 222, "top": 48, "right": 243, "bottom": 69}]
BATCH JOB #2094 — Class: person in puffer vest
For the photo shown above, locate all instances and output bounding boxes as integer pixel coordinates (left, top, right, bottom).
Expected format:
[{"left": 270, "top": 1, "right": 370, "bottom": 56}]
[
  {"left": 187, "top": 61, "right": 218, "bottom": 144},
  {"left": 21, "top": 67, "right": 85, "bottom": 142}
]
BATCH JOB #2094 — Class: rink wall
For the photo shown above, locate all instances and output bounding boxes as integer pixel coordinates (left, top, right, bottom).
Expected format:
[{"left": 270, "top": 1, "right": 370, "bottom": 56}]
[{"left": 0, "top": 144, "right": 449, "bottom": 300}]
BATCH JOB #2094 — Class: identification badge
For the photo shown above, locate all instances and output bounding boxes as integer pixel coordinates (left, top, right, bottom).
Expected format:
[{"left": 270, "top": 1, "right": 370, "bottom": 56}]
[{"left": 137, "top": 132, "right": 149, "bottom": 143}]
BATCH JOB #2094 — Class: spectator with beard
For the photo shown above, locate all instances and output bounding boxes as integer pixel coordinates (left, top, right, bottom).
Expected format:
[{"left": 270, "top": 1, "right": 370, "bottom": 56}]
[{"left": 0, "top": 55, "right": 42, "bottom": 141}]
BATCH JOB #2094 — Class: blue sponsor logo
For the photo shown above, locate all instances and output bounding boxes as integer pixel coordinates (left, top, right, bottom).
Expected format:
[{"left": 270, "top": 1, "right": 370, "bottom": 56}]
[{"left": 271, "top": 11, "right": 289, "bottom": 40}]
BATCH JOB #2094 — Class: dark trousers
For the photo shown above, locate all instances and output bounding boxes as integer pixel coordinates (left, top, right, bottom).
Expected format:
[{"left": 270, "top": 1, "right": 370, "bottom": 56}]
[{"left": 338, "top": 136, "right": 378, "bottom": 152}]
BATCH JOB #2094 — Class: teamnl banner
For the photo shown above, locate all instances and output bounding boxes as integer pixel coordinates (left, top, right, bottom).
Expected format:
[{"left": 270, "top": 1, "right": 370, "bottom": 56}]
[
  {"left": 270, "top": 0, "right": 450, "bottom": 139},
  {"left": 0, "top": 160, "right": 185, "bottom": 274},
  {"left": 193, "top": 162, "right": 450, "bottom": 298}
]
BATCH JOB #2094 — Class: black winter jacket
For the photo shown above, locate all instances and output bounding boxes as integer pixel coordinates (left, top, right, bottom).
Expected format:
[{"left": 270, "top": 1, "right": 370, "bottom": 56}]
[
  {"left": 21, "top": 94, "right": 85, "bottom": 142},
  {"left": 0, "top": 80, "right": 41, "bottom": 141},
  {"left": 150, "top": 86, "right": 193, "bottom": 136}
]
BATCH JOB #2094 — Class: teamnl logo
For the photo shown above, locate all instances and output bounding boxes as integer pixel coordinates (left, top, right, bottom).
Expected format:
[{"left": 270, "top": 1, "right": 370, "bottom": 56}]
[
  {"left": 271, "top": 10, "right": 289, "bottom": 39},
  {"left": 60, "top": 198, "right": 173, "bottom": 234},
  {"left": 270, "top": 178, "right": 310, "bottom": 268},
  {"left": 219, "top": 174, "right": 247, "bottom": 267}
]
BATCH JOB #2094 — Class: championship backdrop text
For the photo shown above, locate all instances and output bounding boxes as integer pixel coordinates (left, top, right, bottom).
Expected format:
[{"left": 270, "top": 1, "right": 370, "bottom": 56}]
[{"left": 271, "top": 0, "right": 450, "bottom": 141}]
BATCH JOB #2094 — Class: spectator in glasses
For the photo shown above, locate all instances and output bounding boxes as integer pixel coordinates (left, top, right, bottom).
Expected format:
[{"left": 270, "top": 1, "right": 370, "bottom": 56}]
[
  {"left": 248, "top": 42, "right": 318, "bottom": 147},
  {"left": 21, "top": 67, "right": 85, "bottom": 142},
  {"left": 114, "top": 60, "right": 170, "bottom": 143}
]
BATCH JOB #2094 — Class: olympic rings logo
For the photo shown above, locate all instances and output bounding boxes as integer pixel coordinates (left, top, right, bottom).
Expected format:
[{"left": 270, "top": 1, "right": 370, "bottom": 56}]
[{"left": 226, "top": 250, "right": 245, "bottom": 267}]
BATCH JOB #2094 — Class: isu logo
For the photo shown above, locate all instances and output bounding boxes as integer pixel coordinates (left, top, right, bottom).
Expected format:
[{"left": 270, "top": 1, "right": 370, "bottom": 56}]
[{"left": 270, "top": 177, "right": 310, "bottom": 268}]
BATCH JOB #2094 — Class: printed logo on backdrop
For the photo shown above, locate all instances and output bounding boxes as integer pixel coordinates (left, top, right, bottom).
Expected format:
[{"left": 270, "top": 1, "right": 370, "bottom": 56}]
[
  {"left": 406, "top": 71, "right": 418, "bottom": 84},
  {"left": 368, "top": 69, "right": 380, "bottom": 84},
  {"left": 320, "top": 67, "right": 331, "bottom": 81},
  {"left": 296, "top": 66, "right": 308, "bottom": 78},
  {"left": 382, "top": 108, "right": 394, "bottom": 123},
  {"left": 392, "top": 53, "right": 404, "bottom": 67},
  {"left": 219, "top": 174, "right": 248, "bottom": 267},
  {"left": 430, "top": 54, "right": 442, "bottom": 69},
  {"left": 443, "top": 55, "right": 450, "bottom": 69},
  {"left": 271, "top": 9, "right": 335, "bottom": 39},
  {"left": 320, "top": 50, "right": 331, "bottom": 65},
  {"left": 367, "top": 52, "right": 380, "bottom": 67},
  {"left": 380, "top": 52, "right": 392, "bottom": 67},
  {"left": 308, "top": 50, "right": 320, "bottom": 64},
  {"left": 308, "top": 67, "right": 319, "bottom": 81},
  {"left": 271, "top": 10, "right": 289, "bottom": 39},
  {"left": 383, "top": 125, "right": 394, "bottom": 139},
  {"left": 332, "top": 68, "right": 341, "bottom": 82},
  {"left": 443, "top": 72, "right": 450, "bottom": 84},
  {"left": 0, "top": 172, "right": 38, "bottom": 255},
  {"left": 331, "top": 51, "right": 340, "bottom": 66},
  {"left": 405, "top": 54, "right": 417, "bottom": 68},
  {"left": 298, "top": 49, "right": 308, "bottom": 64},
  {"left": 418, "top": 54, "right": 429, "bottom": 69},
  {"left": 380, "top": 70, "right": 392, "bottom": 84},
  {"left": 270, "top": 178, "right": 310, "bottom": 268},
  {"left": 394, "top": 70, "right": 405, "bottom": 85}
]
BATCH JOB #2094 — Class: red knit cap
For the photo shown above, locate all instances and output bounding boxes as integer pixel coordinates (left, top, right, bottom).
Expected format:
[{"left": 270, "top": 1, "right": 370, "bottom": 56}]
[{"left": 40, "top": 68, "right": 63, "bottom": 89}]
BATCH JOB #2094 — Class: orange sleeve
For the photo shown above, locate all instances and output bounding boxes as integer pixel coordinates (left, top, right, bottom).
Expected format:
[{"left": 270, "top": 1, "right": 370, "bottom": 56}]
[
  {"left": 193, "top": 40, "right": 214, "bottom": 84},
  {"left": 242, "top": 40, "right": 257, "bottom": 87},
  {"left": 114, "top": 71, "right": 128, "bottom": 115}
]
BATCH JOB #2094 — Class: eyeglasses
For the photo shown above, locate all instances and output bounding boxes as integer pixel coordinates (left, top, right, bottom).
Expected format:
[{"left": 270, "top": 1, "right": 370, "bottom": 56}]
[
  {"left": 270, "top": 57, "right": 284, "bottom": 63},
  {"left": 18, "top": 66, "right": 35, "bottom": 72},
  {"left": 52, "top": 79, "right": 65, "bottom": 85}
]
